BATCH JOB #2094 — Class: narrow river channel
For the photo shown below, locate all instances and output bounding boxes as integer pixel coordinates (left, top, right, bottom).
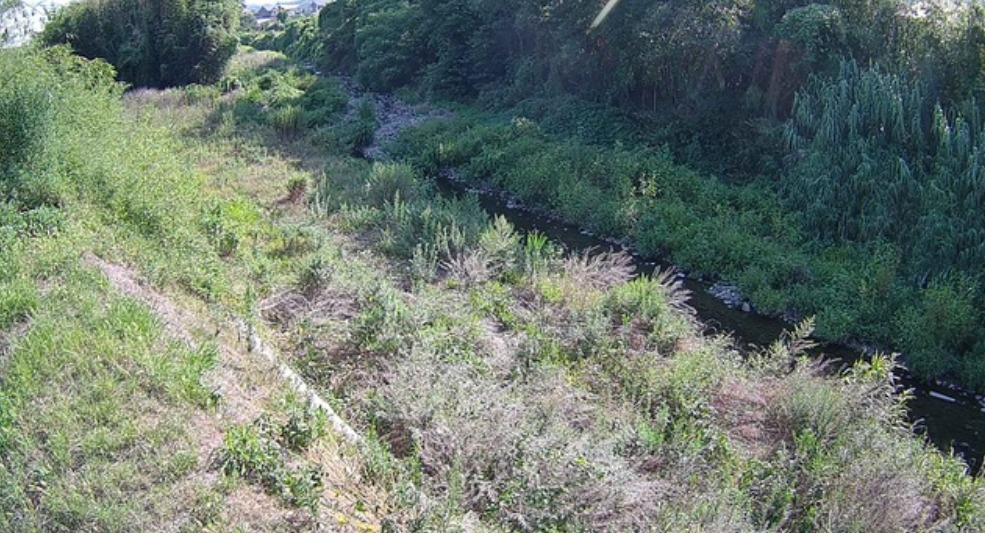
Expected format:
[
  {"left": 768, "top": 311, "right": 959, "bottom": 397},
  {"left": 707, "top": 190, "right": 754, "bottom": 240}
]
[
  {"left": 320, "top": 65, "right": 985, "bottom": 475},
  {"left": 434, "top": 175, "right": 985, "bottom": 475}
]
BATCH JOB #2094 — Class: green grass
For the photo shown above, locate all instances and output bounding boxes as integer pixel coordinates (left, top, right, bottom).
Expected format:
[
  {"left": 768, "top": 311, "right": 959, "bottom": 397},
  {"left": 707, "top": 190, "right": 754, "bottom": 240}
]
[
  {"left": 0, "top": 255, "right": 217, "bottom": 531},
  {"left": 0, "top": 47, "right": 368, "bottom": 530},
  {"left": 388, "top": 105, "right": 985, "bottom": 392},
  {"left": 7, "top": 43, "right": 982, "bottom": 531},
  {"left": 0, "top": 46, "right": 237, "bottom": 531},
  {"left": 218, "top": 403, "right": 326, "bottom": 510}
]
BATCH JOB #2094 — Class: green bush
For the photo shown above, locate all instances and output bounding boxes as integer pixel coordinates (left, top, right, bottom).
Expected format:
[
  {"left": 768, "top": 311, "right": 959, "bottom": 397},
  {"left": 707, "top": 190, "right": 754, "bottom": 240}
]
[
  {"left": 0, "top": 48, "right": 111, "bottom": 210},
  {"left": 352, "top": 285, "right": 415, "bottom": 354},
  {"left": 219, "top": 415, "right": 325, "bottom": 510},
  {"left": 41, "top": 0, "right": 239, "bottom": 87},
  {"left": 377, "top": 194, "right": 488, "bottom": 261},
  {"left": 269, "top": 104, "right": 303, "bottom": 137},
  {"left": 772, "top": 380, "right": 852, "bottom": 445},
  {"left": 299, "top": 78, "right": 349, "bottom": 126},
  {"left": 280, "top": 404, "right": 327, "bottom": 451},
  {"left": 353, "top": 2, "right": 426, "bottom": 91},
  {"left": 896, "top": 274, "right": 982, "bottom": 380},
  {"left": 365, "top": 163, "right": 417, "bottom": 207},
  {"left": 334, "top": 97, "right": 377, "bottom": 155}
]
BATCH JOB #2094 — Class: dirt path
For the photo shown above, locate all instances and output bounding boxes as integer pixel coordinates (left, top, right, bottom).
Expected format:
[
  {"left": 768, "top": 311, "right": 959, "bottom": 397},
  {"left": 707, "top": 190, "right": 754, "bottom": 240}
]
[{"left": 84, "top": 253, "right": 382, "bottom": 531}]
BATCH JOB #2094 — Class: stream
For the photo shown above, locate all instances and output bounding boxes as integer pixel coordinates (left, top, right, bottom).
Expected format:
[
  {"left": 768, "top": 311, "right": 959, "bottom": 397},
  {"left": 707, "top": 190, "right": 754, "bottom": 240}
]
[
  {"left": 438, "top": 178, "right": 985, "bottom": 475},
  {"left": 328, "top": 68, "right": 985, "bottom": 475}
]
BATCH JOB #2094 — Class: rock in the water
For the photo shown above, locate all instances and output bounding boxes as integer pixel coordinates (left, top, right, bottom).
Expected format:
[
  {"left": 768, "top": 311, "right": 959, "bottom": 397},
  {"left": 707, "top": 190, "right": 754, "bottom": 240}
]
[{"left": 708, "top": 282, "right": 746, "bottom": 308}]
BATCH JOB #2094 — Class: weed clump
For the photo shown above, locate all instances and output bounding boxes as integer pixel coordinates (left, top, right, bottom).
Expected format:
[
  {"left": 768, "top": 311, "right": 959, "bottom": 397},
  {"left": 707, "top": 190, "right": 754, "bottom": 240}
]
[{"left": 218, "top": 404, "right": 327, "bottom": 510}]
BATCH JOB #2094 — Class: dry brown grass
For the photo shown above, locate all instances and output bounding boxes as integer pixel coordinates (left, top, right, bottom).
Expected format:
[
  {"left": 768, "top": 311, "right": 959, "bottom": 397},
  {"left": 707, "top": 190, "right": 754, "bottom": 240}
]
[
  {"left": 376, "top": 343, "right": 672, "bottom": 530},
  {"left": 562, "top": 248, "right": 635, "bottom": 292},
  {"left": 226, "top": 49, "right": 291, "bottom": 76},
  {"left": 441, "top": 249, "right": 494, "bottom": 287},
  {"left": 710, "top": 376, "right": 780, "bottom": 459}
]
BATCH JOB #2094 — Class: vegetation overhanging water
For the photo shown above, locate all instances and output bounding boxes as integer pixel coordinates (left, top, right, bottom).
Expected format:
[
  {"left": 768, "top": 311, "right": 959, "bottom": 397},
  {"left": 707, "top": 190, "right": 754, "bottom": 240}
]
[
  {"left": 434, "top": 174, "right": 985, "bottom": 474},
  {"left": 314, "top": 59, "right": 985, "bottom": 475}
]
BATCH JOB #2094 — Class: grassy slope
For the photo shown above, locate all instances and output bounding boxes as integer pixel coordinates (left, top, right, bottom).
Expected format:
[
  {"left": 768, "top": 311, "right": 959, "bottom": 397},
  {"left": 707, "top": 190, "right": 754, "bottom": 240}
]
[
  {"left": 0, "top": 48, "right": 382, "bottom": 531},
  {"left": 141, "top": 49, "right": 984, "bottom": 531},
  {"left": 3, "top": 45, "right": 984, "bottom": 531}
]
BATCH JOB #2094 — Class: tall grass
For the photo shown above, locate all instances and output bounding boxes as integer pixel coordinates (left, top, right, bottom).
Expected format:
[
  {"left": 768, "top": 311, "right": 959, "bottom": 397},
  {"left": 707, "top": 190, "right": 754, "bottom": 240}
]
[
  {"left": 0, "top": 47, "right": 234, "bottom": 530},
  {"left": 96, "top": 45, "right": 985, "bottom": 530}
]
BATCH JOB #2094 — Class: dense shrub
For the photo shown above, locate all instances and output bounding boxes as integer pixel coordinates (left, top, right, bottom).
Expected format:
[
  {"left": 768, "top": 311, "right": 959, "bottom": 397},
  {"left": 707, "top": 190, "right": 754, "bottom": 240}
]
[
  {"left": 388, "top": 105, "right": 985, "bottom": 388},
  {"left": 785, "top": 61, "right": 985, "bottom": 378},
  {"left": 1, "top": 47, "right": 117, "bottom": 210},
  {"left": 213, "top": 0, "right": 985, "bottom": 388},
  {"left": 785, "top": 61, "right": 985, "bottom": 272},
  {"left": 1, "top": 47, "right": 227, "bottom": 296},
  {"left": 41, "top": 0, "right": 239, "bottom": 87},
  {"left": 247, "top": 15, "right": 323, "bottom": 63},
  {"left": 107, "top": 45, "right": 984, "bottom": 528}
]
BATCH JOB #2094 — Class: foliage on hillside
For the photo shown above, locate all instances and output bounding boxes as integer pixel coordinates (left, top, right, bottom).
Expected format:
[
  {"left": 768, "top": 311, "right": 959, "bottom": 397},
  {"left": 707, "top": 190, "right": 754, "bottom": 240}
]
[
  {"left": 309, "top": 0, "right": 985, "bottom": 121},
  {"left": 785, "top": 61, "right": 985, "bottom": 380},
  {"left": 259, "top": 0, "right": 985, "bottom": 390},
  {"left": 148, "top": 50, "right": 985, "bottom": 530},
  {"left": 40, "top": 0, "right": 239, "bottom": 87},
  {"left": 0, "top": 47, "right": 380, "bottom": 530},
  {"left": 245, "top": 15, "right": 323, "bottom": 62}
]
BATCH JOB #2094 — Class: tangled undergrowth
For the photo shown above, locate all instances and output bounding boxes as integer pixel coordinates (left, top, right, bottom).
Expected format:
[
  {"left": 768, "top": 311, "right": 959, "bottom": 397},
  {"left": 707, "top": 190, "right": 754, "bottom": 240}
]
[
  {"left": 5, "top": 44, "right": 981, "bottom": 531},
  {"left": 181, "top": 50, "right": 985, "bottom": 531}
]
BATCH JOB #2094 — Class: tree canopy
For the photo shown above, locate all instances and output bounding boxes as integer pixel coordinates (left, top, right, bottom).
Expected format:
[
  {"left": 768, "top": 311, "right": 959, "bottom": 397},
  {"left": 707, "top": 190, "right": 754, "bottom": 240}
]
[{"left": 40, "top": 0, "right": 239, "bottom": 87}]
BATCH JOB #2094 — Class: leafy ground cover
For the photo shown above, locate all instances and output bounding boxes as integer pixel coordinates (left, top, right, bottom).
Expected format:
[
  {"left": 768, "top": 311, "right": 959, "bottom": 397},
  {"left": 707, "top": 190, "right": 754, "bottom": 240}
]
[
  {"left": 4, "top": 41, "right": 984, "bottom": 530},
  {"left": 129, "top": 48, "right": 985, "bottom": 530}
]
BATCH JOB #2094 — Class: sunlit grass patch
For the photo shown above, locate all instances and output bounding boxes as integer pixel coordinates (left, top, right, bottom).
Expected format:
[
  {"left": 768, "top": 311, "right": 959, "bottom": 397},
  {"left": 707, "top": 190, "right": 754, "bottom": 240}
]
[{"left": 0, "top": 260, "right": 218, "bottom": 531}]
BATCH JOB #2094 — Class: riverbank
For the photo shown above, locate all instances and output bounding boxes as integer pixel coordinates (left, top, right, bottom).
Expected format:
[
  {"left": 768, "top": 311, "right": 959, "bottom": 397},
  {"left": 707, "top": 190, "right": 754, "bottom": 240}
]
[
  {"left": 5, "top": 44, "right": 982, "bottom": 529},
  {"left": 383, "top": 106, "right": 985, "bottom": 399},
  {"left": 309, "top": 65, "right": 985, "bottom": 474},
  {"left": 291, "top": 0, "right": 985, "bottom": 397},
  {"left": 144, "top": 48, "right": 985, "bottom": 529}
]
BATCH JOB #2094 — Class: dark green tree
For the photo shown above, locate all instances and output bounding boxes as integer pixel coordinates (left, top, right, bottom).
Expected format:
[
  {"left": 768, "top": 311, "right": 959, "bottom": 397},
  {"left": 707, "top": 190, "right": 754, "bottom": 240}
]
[
  {"left": 317, "top": 0, "right": 359, "bottom": 71},
  {"left": 40, "top": 0, "right": 239, "bottom": 87}
]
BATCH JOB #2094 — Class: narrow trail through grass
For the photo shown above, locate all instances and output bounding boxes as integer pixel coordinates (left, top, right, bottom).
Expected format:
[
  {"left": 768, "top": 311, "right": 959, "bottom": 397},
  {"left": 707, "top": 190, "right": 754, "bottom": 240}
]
[{"left": 86, "top": 251, "right": 381, "bottom": 529}]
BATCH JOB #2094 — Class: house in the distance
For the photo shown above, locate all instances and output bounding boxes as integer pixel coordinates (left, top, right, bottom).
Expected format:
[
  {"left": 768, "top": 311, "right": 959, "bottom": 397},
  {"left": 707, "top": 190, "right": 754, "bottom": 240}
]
[
  {"left": 297, "top": 0, "right": 325, "bottom": 16},
  {"left": 250, "top": 4, "right": 274, "bottom": 19},
  {"left": 244, "top": 0, "right": 325, "bottom": 22}
]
